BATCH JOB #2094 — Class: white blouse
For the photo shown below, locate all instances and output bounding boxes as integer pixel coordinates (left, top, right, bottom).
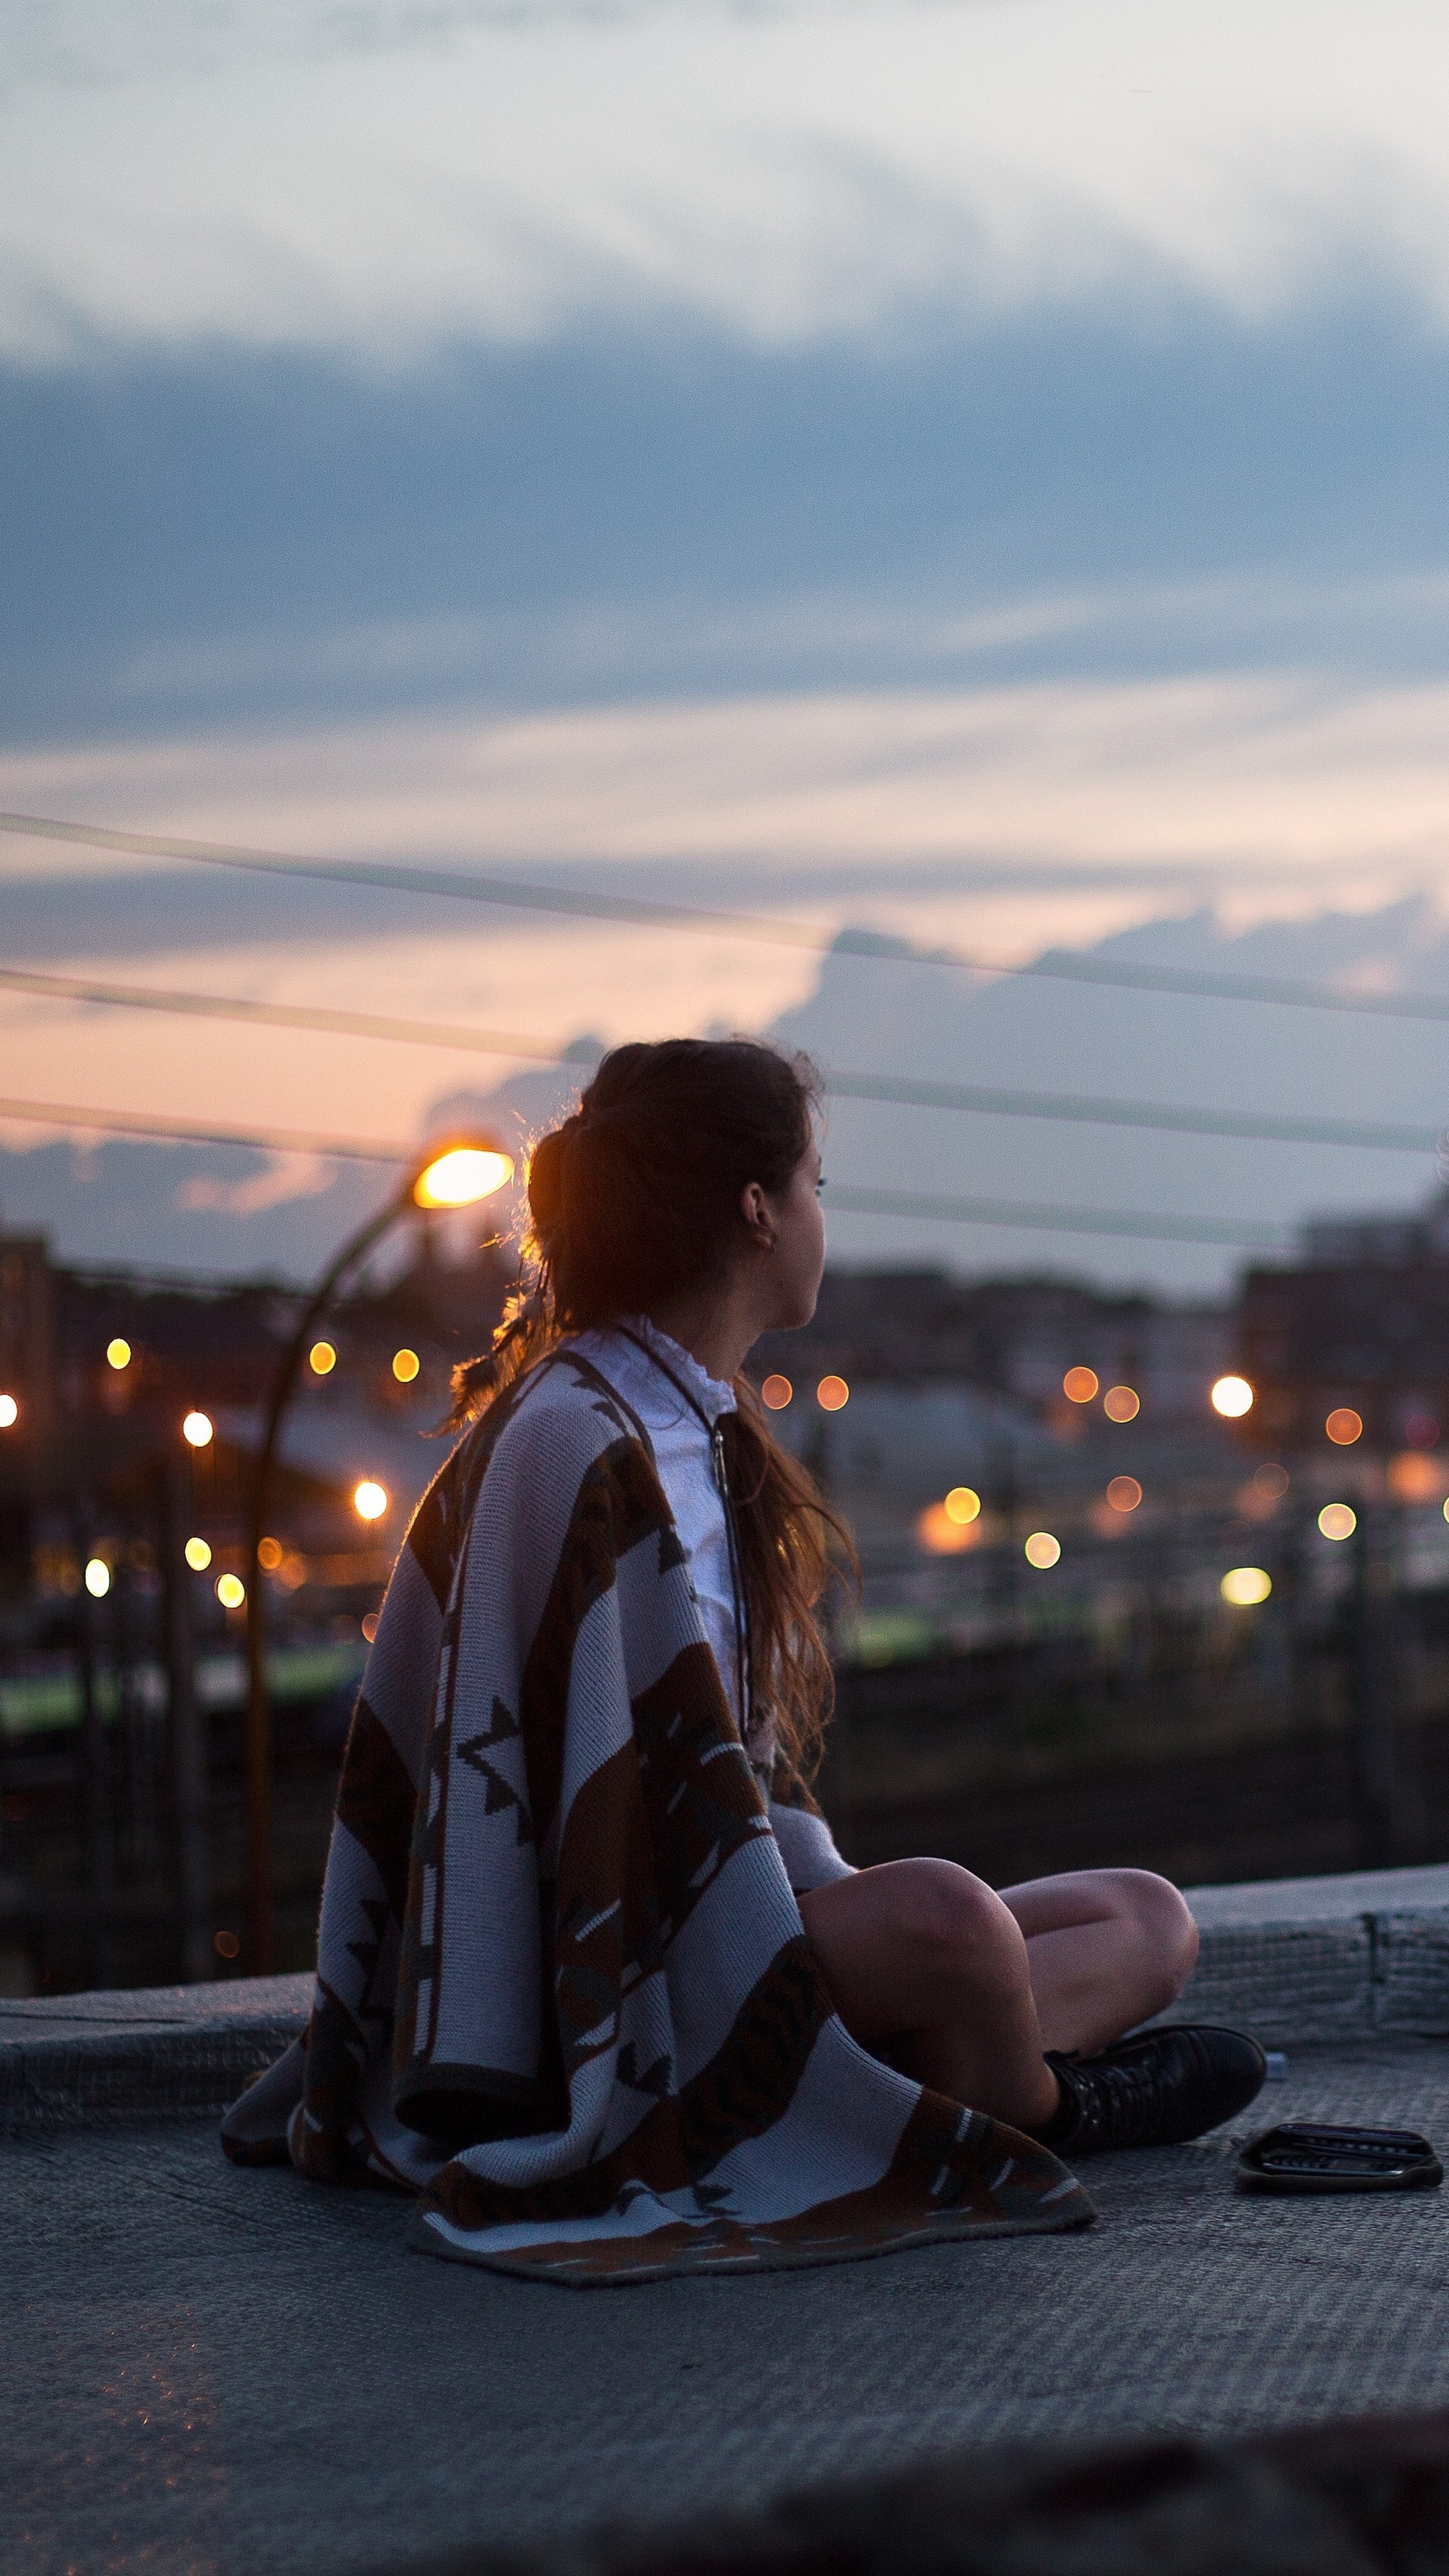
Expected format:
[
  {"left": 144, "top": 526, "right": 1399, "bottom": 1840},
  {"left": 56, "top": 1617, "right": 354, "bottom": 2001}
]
[{"left": 570, "top": 1318, "right": 853, "bottom": 1896}]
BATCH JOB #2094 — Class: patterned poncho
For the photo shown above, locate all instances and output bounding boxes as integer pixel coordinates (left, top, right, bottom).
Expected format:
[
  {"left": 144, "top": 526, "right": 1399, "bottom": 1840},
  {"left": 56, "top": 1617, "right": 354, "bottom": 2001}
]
[{"left": 222, "top": 1346, "right": 1094, "bottom": 2282}]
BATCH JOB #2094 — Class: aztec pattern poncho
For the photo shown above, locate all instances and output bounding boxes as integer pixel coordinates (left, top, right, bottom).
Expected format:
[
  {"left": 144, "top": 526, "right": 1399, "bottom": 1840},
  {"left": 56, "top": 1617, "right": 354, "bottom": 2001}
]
[{"left": 222, "top": 1347, "right": 1094, "bottom": 2282}]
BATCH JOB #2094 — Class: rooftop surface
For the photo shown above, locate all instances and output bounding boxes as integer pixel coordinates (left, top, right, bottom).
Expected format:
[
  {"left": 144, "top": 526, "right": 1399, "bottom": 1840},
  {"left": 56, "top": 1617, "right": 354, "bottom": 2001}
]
[{"left": 7, "top": 1870, "right": 1449, "bottom": 2575}]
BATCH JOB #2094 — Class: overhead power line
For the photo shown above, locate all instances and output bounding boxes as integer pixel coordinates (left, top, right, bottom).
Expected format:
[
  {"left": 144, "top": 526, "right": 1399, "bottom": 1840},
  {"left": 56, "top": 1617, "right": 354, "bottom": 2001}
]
[
  {"left": 823, "top": 1071, "right": 1436, "bottom": 1155},
  {"left": 828, "top": 1185, "right": 1289, "bottom": 1252},
  {"left": 0, "top": 1095, "right": 413, "bottom": 1165},
  {"left": 0, "top": 960, "right": 1438, "bottom": 1159},
  {"left": 0, "top": 1091, "right": 1288, "bottom": 1250},
  {"left": 0, "top": 962, "right": 593, "bottom": 1069},
  {"left": 9, "top": 806, "right": 1449, "bottom": 1028}
]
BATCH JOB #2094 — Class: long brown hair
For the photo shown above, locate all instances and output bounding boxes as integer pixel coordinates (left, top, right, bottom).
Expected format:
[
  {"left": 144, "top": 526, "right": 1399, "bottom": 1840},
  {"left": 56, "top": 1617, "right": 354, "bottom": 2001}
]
[{"left": 452, "top": 1038, "right": 855, "bottom": 1778}]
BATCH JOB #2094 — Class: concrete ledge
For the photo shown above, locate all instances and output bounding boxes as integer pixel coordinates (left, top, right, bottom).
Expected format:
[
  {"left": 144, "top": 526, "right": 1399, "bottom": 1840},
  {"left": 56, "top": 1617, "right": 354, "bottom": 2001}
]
[
  {"left": 0, "top": 1972, "right": 311, "bottom": 2137},
  {"left": 1160, "top": 1862, "right": 1449, "bottom": 2046},
  {"left": 4, "top": 1864, "right": 1449, "bottom": 2135}
]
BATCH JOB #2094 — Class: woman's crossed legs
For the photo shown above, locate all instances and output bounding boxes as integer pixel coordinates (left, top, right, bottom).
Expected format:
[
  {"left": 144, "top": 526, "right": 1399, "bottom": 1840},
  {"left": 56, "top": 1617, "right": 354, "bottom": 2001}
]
[{"left": 798, "top": 1859, "right": 1199, "bottom": 2132}]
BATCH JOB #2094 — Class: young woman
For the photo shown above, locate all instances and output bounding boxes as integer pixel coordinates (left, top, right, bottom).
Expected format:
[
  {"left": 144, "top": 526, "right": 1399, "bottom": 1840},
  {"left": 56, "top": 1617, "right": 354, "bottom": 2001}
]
[{"left": 223, "top": 1037, "right": 1263, "bottom": 2279}]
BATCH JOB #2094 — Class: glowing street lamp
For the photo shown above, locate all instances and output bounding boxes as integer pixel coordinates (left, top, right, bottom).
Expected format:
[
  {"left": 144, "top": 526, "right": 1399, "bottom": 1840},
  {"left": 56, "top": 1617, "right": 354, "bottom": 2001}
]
[
  {"left": 244, "top": 1133, "right": 513, "bottom": 1972},
  {"left": 413, "top": 1145, "right": 513, "bottom": 1208}
]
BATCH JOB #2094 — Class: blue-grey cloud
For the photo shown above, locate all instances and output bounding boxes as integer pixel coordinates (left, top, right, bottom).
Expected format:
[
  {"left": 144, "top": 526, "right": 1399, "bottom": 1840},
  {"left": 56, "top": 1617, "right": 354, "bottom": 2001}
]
[{"left": 7, "top": 294, "right": 1449, "bottom": 750}]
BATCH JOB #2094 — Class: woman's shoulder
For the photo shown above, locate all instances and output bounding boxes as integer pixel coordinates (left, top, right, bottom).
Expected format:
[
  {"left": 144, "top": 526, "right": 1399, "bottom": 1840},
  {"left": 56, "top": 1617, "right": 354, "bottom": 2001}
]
[{"left": 485, "top": 1346, "right": 649, "bottom": 1476}]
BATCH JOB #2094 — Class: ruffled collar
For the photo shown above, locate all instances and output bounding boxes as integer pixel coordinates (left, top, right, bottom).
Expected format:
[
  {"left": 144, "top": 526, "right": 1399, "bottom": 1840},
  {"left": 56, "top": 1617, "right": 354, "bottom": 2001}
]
[{"left": 614, "top": 1315, "right": 738, "bottom": 1422}]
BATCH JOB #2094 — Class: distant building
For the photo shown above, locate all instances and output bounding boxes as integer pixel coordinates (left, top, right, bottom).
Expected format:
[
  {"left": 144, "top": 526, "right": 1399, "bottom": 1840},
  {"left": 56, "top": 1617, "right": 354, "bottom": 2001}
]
[
  {"left": 1237, "top": 1190, "right": 1449, "bottom": 1449},
  {"left": 0, "top": 1230, "right": 57, "bottom": 1453},
  {"left": 753, "top": 1268, "right": 1232, "bottom": 1426}
]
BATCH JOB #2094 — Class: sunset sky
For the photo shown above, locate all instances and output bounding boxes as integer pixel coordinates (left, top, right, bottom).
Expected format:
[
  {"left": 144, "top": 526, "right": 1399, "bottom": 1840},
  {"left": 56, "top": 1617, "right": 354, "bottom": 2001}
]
[{"left": 5, "top": 0, "right": 1449, "bottom": 1286}]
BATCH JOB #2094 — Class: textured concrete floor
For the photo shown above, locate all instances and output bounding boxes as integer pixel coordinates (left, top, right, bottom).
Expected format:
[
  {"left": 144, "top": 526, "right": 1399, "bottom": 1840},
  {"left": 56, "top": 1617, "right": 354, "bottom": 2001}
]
[{"left": 7, "top": 2042, "right": 1449, "bottom": 2576}]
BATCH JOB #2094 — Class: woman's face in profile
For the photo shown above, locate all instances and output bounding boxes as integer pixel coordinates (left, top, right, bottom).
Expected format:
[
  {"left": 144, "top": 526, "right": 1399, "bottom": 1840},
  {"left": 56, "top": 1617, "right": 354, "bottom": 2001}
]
[{"left": 759, "top": 1135, "right": 826, "bottom": 1330}]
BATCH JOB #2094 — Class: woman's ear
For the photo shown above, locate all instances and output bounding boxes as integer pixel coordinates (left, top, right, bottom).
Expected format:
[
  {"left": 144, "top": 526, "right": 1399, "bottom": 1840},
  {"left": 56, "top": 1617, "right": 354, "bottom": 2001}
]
[{"left": 740, "top": 1181, "right": 777, "bottom": 1250}]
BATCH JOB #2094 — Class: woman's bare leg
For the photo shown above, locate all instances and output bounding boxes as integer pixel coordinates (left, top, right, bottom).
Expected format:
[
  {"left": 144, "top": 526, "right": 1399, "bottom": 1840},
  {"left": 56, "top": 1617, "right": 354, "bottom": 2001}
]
[
  {"left": 798, "top": 1860, "right": 1198, "bottom": 2131},
  {"left": 999, "top": 1868, "right": 1199, "bottom": 2057},
  {"left": 798, "top": 1861, "right": 1060, "bottom": 2129}
]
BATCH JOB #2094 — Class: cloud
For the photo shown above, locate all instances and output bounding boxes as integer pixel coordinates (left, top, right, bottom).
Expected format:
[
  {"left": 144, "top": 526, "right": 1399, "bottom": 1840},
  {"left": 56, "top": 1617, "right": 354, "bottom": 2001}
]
[
  {"left": 7, "top": 300, "right": 1449, "bottom": 761},
  {"left": 6, "top": 1, "right": 1449, "bottom": 364},
  {"left": 174, "top": 1150, "right": 336, "bottom": 1216},
  {"left": 8, "top": 671, "right": 1449, "bottom": 928}
]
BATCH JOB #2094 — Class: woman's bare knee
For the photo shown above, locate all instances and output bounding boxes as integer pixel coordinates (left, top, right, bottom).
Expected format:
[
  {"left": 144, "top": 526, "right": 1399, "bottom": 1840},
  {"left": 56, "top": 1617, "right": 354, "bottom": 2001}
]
[
  {"left": 799, "top": 1858, "right": 1028, "bottom": 2039},
  {"left": 1109, "top": 1869, "right": 1199, "bottom": 2008},
  {"left": 875, "top": 1860, "right": 1029, "bottom": 2005}
]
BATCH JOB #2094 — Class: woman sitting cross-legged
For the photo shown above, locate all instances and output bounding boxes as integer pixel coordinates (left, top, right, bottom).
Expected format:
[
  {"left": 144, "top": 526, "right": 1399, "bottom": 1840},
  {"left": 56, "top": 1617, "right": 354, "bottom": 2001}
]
[{"left": 222, "top": 1038, "right": 1265, "bottom": 2280}]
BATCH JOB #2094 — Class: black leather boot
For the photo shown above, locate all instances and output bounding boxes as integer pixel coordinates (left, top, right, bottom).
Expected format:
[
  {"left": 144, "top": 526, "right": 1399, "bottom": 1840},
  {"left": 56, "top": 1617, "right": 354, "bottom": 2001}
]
[{"left": 1043, "top": 2024, "right": 1267, "bottom": 2156}]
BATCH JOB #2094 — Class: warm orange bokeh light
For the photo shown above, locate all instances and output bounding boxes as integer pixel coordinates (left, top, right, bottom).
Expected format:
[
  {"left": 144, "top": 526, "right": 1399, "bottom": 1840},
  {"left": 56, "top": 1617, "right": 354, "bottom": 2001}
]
[
  {"left": 1388, "top": 1450, "right": 1442, "bottom": 1503},
  {"left": 816, "top": 1375, "right": 849, "bottom": 1413},
  {"left": 761, "top": 1374, "right": 794, "bottom": 1410},
  {"left": 1063, "top": 1367, "right": 1099, "bottom": 1404},
  {"left": 916, "top": 1501, "right": 980, "bottom": 1556},
  {"left": 1106, "top": 1475, "right": 1142, "bottom": 1513},
  {"left": 1326, "top": 1407, "right": 1364, "bottom": 1446},
  {"left": 256, "top": 1536, "right": 284, "bottom": 1572},
  {"left": 1103, "top": 1385, "right": 1140, "bottom": 1424}
]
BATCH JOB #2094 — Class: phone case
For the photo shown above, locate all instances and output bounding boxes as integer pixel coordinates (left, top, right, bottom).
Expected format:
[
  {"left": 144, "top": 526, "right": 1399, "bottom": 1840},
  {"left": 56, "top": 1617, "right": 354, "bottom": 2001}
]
[{"left": 1237, "top": 2121, "right": 1442, "bottom": 2195}]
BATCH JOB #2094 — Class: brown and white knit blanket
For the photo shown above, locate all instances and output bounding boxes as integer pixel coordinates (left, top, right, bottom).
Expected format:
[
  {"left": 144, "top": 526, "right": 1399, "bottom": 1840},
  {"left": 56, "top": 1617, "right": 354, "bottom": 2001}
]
[{"left": 221, "top": 1347, "right": 1094, "bottom": 2282}]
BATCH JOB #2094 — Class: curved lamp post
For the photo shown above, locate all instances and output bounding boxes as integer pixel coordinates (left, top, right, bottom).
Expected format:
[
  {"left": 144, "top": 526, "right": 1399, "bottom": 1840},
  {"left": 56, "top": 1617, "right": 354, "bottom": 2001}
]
[{"left": 244, "top": 1138, "right": 514, "bottom": 1973}]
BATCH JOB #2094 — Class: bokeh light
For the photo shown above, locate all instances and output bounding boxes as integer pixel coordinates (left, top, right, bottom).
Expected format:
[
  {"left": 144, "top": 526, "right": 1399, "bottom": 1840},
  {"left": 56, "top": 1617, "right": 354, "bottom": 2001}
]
[
  {"left": 182, "top": 1411, "right": 213, "bottom": 1448},
  {"left": 354, "top": 1480, "right": 388, "bottom": 1521},
  {"left": 84, "top": 1558, "right": 111, "bottom": 1599},
  {"left": 945, "top": 1486, "right": 981, "bottom": 1525},
  {"left": 105, "top": 1338, "right": 131, "bottom": 1371},
  {"left": 1326, "top": 1407, "right": 1364, "bottom": 1446},
  {"left": 1103, "top": 1385, "right": 1140, "bottom": 1423},
  {"left": 1062, "top": 1367, "right": 1098, "bottom": 1403},
  {"left": 761, "top": 1373, "right": 793, "bottom": 1410},
  {"left": 1221, "top": 1566, "right": 1272, "bottom": 1605},
  {"left": 1106, "top": 1476, "right": 1142, "bottom": 1513},
  {"left": 1387, "top": 1451, "right": 1441, "bottom": 1503},
  {"left": 256, "top": 1536, "right": 284, "bottom": 1572},
  {"left": 0, "top": 1393, "right": 17, "bottom": 1430},
  {"left": 1318, "top": 1503, "right": 1357, "bottom": 1542},
  {"left": 184, "top": 1536, "right": 213, "bottom": 1570},
  {"left": 1254, "top": 1464, "right": 1290, "bottom": 1501},
  {"left": 392, "top": 1348, "right": 421, "bottom": 1383},
  {"left": 1211, "top": 1375, "right": 1254, "bottom": 1419},
  {"left": 309, "top": 1340, "right": 337, "bottom": 1376},
  {"left": 916, "top": 1501, "right": 979, "bottom": 1556},
  {"left": 1024, "top": 1530, "right": 1061, "bottom": 1569},
  {"left": 816, "top": 1375, "right": 849, "bottom": 1412},
  {"left": 216, "top": 1572, "right": 246, "bottom": 1608}
]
